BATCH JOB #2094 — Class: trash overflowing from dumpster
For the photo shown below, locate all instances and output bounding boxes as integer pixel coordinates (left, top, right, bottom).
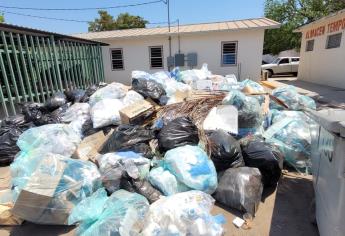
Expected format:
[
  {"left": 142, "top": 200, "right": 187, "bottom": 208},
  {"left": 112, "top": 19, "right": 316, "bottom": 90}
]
[{"left": 0, "top": 63, "right": 319, "bottom": 234}]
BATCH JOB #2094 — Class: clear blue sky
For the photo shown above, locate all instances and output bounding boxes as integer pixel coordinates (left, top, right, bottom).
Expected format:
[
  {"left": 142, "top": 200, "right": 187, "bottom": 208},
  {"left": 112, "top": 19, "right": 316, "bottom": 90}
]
[{"left": 0, "top": 0, "right": 266, "bottom": 34}]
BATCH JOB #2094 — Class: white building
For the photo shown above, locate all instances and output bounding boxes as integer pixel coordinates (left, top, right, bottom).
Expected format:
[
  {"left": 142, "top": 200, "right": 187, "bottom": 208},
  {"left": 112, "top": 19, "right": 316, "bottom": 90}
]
[
  {"left": 296, "top": 9, "right": 345, "bottom": 89},
  {"left": 74, "top": 18, "right": 279, "bottom": 85}
]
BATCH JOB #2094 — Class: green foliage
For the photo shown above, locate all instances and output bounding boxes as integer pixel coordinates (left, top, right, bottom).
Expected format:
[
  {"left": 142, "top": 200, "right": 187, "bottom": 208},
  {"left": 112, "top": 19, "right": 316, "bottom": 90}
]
[
  {"left": 264, "top": 0, "right": 345, "bottom": 55},
  {"left": 88, "top": 11, "right": 147, "bottom": 32},
  {"left": 0, "top": 14, "right": 4, "bottom": 23}
]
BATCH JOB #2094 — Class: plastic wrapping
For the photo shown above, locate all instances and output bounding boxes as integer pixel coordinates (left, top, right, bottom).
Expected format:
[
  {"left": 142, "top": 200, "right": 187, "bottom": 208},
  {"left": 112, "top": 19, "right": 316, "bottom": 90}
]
[
  {"left": 17, "top": 124, "right": 81, "bottom": 156},
  {"left": 206, "top": 130, "right": 244, "bottom": 171},
  {"left": 132, "top": 77, "right": 166, "bottom": 103},
  {"left": 122, "top": 90, "right": 144, "bottom": 107},
  {"left": 240, "top": 79, "right": 265, "bottom": 93},
  {"left": 89, "top": 82, "right": 127, "bottom": 106},
  {"left": 180, "top": 63, "right": 212, "bottom": 84},
  {"left": 100, "top": 124, "right": 155, "bottom": 154},
  {"left": 241, "top": 137, "right": 283, "bottom": 187},
  {"left": 141, "top": 190, "right": 225, "bottom": 236},
  {"left": 69, "top": 189, "right": 149, "bottom": 236},
  {"left": 61, "top": 103, "right": 90, "bottom": 123},
  {"left": 90, "top": 98, "right": 124, "bottom": 128},
  {"left": 21, "top": 102, "right": 64, "bottom": 126},
  {"left": 97, "top": 152, "right": 150, "bottom": 194},
  {"left": 148, "top": 167, "right": 191, "bottom": 196},
  {"left": 44, "top": 92, "right": 67, "bottom": 111},
  {"left": 10, "top": 150, "right": 101, "bottom": 224},
  {"left": 222, "top": 90, "right": 263, "bottom": 137},
  {"left": 214, "top": 167, "right": 263, "bottom": 216},
  {"left": 158, "top": 117, "right": 199, "bottom": 152},
  {"left": 164, "top": 145, "right": 218, "bottom": 194},
  {"left": 264, "top": 111, "right": 314, "bottom": 172},
  {"left": 80, "top": 83, "right": 107, "bottom": 103},
  {"left": 271, "top": 85, "right": 316, "bottom": 110}
]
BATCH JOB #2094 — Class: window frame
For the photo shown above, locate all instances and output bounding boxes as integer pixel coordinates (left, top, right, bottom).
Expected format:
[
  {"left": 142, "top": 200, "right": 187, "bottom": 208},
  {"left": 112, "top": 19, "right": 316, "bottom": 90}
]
[
  {"left": 279, "top": 58, "right": 290, "bottom": 64},
  {"left": 306, "top": 39, "right": 314, "bottom": 52},
  {"left": 326, "top": 33, "right": 342, "bottom": 49},
  {"left": 221, "top": 41, "right": 238, "bottom": 67},
  {"left": 149, "top": 45, "right": 164, "bottom": 69},
  {"left": 110, "top": 48, "right": 124, "bottom": 71}
]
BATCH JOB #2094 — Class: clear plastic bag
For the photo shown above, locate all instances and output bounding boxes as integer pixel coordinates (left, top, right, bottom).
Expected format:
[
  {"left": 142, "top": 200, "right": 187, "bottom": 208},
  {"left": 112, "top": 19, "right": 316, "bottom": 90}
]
[
  {"left": 61, "top": 103, "right": 90, "bottom": 123},
  {"left": 180, "top": 63, "right": 212, "bottom": 84},
  {"left": 16, "top": 124, "right": 81, "bottom": 156},
  {"left": 141, "top": 190, "right": 225, "bottom": 236},
  {"left": 97, "top": 152, "right": 150, "bottom": 194},
  {"left": 69, "top": 189, "right": 149, "bottom": 236},
  {"left": 89, "top": 82, "right": 127, "bottom": 107},
  {"left": 164, "top": 145, "right": 218, "bottom": 194},
  {"left": 90, "top": 99, "right": 124, "bottom": 128},
  {"left": 10, "top": 150, "right": 101, "bottom": 225},
  {"left": 214, "top": 167, "right": 263, "bottom": 216},
  {"left": 122, "top": 90, "right": 144, "bottom": 107},
  {"left": 222, "top": 90, "right": 263, "bottom": 137},
  {"left": 264, "top": 111, "right": 314, "bottom": 172},
  {"left": 271, "top": 85, "right": 316, "bottom": 110},
  {"left": 240, "top": 79, "right": 265, "bottom": 93},
  {"left": 148, "top": 167, "right": 191, "bottom": 196}
]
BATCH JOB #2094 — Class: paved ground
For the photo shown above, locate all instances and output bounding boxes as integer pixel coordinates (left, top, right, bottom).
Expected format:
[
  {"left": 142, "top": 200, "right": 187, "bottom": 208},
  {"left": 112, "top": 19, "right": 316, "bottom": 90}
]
[{"left": 0, "top": 166, "right": 319, "bottom": 236}]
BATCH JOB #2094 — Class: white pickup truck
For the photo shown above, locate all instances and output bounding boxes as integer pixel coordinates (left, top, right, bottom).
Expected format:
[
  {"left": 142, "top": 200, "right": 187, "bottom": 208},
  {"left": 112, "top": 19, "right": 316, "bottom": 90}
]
[{"left": 261, "top": 57, "right": 299, "bottom": 78}]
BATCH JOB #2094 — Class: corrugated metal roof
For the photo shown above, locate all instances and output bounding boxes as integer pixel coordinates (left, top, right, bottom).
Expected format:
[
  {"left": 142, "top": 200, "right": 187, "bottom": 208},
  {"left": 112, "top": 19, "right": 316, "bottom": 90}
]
[{"left": 73, "top": 17, "right": 280, "bottom": 40}]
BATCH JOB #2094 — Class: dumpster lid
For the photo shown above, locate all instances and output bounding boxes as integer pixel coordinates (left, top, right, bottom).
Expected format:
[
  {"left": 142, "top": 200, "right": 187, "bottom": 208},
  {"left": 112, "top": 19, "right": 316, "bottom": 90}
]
[{"left": 308, "top": 109, "right": 345, "bottom": 137}]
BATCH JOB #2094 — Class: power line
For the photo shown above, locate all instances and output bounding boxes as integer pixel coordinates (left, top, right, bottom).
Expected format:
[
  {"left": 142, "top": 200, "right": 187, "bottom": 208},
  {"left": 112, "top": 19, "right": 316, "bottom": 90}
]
[{"left": 0, "top": 0, "right": 163, "bottom": 11}]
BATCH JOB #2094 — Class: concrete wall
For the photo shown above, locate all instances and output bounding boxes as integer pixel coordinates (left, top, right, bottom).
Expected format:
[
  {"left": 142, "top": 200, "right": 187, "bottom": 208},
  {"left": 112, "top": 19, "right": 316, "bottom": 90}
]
[
  {"left": 298, "top": 11, "right": 345, "bottom": 89},
  {"left": 99, "top": 29, "right": 265, "bottom": 85}
]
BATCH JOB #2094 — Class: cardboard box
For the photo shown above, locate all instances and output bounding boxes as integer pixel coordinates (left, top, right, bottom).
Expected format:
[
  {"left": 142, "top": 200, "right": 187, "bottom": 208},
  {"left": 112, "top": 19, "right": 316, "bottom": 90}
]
[
  {"left": 12, "top": 158, "right": 67, "bottom": 224},
  {"left": 119, "top": 100, "right": 154, "bottom": 125},
  {"left": 73, "top": 131, "right": 107, "bottom": 162}
]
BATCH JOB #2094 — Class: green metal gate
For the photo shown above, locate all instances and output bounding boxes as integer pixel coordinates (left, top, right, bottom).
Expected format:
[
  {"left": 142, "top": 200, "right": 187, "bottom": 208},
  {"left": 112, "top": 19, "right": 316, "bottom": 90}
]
[{"left": 0, "top": 23, "right": 105, "bottom": 117}]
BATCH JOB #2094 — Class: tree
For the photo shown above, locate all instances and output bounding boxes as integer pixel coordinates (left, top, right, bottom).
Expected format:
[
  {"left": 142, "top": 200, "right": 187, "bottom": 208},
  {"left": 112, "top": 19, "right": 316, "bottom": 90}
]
[
  {"left": 264, "top": 0, "right": 345, "bottom": 55},
  {"left": 88, "top": 11, "right": 147, "bottom": 32},
  {"left": 0, "top": 14, "right": 4, "bottom": 23}
]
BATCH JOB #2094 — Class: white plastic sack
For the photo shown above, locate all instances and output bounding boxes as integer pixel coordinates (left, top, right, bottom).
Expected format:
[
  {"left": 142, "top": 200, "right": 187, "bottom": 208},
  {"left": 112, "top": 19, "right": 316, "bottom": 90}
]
[
  {"left": 180, "top": 63, "right": 212, "bottom": 84},
  {"left": 141, "top": 190, "right": 225, "bottom": 236},
  {"left": 89, "top": 83, "right": 127, "bottom": 107},
  {"left": 17, "top": 124, "right": 81, "bottom": 156},
  {"left": 148, "top": 167, "right": 191, "bottom": 196},
  {"left": 203, "top": 105, "right": 238, "bottom": 134},
  {"left": 122, "top": 90, "right": 144, "bottom": 107},
  {"left": 91, "top": 99, "right": 124, "bottom": 128},
  {"left": 62, "top": 103, "right": 90, "bottom": 123}
]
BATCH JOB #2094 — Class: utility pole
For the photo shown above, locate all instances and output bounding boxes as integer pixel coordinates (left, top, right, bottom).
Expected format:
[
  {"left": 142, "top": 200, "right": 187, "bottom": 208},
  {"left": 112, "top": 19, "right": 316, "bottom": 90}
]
[{"left": 164, "top": 0, "right": 172, "bottom": 71}]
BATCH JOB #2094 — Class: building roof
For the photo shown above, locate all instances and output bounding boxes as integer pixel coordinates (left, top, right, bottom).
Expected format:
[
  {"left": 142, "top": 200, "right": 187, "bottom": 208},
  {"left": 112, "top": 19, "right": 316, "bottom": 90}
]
[
  {"left": 0, "top": 22, "right": 108, "bottom": 45},
  {"left": 295, "top": 8, "right": 345, "bottom": 32},
  {"left": 73, "top": 17, "right": 280, "bottom": 40}
]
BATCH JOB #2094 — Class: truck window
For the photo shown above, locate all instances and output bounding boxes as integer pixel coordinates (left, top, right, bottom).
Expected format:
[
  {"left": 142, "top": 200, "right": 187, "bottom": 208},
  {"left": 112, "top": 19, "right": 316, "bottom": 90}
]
[
  {"left": 291, "top": 58, "right": 299, "bottom": 62},
  {"left": 279, "top": 58, "right": 289, "bottom": 64}
]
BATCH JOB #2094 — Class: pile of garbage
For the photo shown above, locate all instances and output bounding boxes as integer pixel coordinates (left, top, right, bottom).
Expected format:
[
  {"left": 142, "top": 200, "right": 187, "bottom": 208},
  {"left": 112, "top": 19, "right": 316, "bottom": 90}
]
[{"left": 0, "top": 63, "right": 317, "bottom": 234}]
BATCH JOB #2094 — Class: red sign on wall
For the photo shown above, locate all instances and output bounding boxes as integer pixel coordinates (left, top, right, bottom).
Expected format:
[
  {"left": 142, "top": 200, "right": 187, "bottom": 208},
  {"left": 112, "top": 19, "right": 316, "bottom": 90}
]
[{"left": 305, "top": 16, "right": 345, "bottom": 39}]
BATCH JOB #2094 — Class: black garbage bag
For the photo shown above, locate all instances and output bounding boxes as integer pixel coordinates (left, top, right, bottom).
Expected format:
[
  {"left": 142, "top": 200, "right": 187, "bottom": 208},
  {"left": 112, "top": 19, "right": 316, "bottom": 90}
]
[
  {"left": 80, "top": 83, "right": 107, "bottom": 103},
  {"left": 157, "top": 117, "right": 199, "bottom": 152},
  {"left": 3, "top": 114, "right": 26, "bottom": 127},
  {"left": 21, "top": 102, "right": 62, "bottom": 126},
  {"left": 241, "top": 138, "right": 283, "bottom": 187},
  {"left": 51, "top": 103, "right": 71, "bottom": 121},
  {"left": 99, "top": 124, "right": 156, "bottom": 154},
  {"left": 120, "top": 172, "right": 162, "bottom": 203},
  {"left": 117, "top": 143, "right": 153, "bottom": 159},
  {"left": 65, "top": 89, "right": 85, "bottom": 103},
  {"left": 44, "top": 92, "right": 67, "bottom": 111},
  {"left": 81, "top": 118, "right": 116, "bottom": 137},
  {"left": 214, "top": 167, "right": 263, "bottom": 216},
  {"left": 132, "top": 78, "right": 166, "bottom": 103},
  {"left": 206, "top": 130, "right": 244, "bottom": 171}
]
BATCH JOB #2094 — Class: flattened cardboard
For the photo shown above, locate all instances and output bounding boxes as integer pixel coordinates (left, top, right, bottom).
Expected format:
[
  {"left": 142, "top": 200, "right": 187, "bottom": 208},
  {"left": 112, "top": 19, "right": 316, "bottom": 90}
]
[
  {"left": 74, "top": 131, "right": 107, "bottom": 162},
  {"left": 119, "top": 100, "right": 154, "bottom": 125}
]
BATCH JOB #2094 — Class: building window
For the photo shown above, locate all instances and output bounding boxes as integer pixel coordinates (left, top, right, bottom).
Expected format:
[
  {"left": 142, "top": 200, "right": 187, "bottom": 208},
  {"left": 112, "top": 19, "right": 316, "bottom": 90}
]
[
  {"left": 222, "top": 41, "right": 237, "bottom": 66},
  {"left": 306, "top": 40, "right": 314, "bottom": 52},
  {"left": 149, "top": 46, "right": 163, "bottom": 68},
  {"left": 110, "top": 48, "right": 124, "bottom": 70},
  {"left": 326, "top": 33, "right": 342, "bottom": 49}
]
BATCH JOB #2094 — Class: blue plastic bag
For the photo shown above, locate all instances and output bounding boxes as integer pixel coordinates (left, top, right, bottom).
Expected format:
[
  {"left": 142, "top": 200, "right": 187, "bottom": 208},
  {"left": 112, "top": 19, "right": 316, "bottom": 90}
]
[
  {"left": 69, "top": 189, "right": 149, "bottom": 236},
  {"left": 148, "top": 167, "right": 191, "bottom": 196},
  {"left": 164, "top": 145, "right": 218, "bottom": 194}
]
